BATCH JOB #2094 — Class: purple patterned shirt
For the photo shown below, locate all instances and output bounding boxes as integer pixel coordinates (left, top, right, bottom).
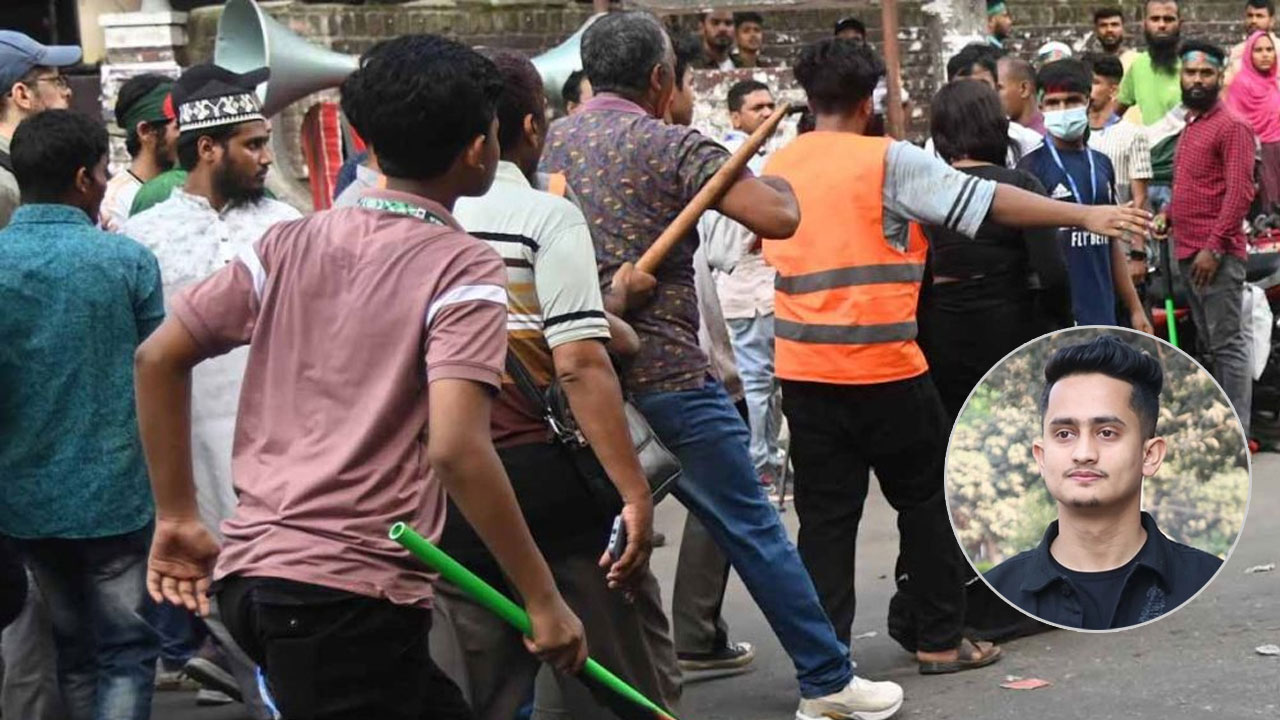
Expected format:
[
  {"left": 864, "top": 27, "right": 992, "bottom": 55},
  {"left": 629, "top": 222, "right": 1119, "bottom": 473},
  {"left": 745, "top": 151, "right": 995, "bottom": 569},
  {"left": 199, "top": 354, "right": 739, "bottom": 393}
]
[{"left": 539, "top": 93, "right": 734, "bottom": 394}]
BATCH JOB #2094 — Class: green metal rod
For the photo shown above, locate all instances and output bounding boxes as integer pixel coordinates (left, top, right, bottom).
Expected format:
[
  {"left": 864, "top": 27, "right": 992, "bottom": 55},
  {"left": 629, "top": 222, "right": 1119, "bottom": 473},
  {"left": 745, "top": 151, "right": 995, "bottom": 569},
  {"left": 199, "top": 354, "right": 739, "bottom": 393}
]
[
  {"left": 1164, "top": 297, "right": 1179, "bottom": 348},
  {"left": 389, "top": 523, "right": 679, "bottom": 720}
]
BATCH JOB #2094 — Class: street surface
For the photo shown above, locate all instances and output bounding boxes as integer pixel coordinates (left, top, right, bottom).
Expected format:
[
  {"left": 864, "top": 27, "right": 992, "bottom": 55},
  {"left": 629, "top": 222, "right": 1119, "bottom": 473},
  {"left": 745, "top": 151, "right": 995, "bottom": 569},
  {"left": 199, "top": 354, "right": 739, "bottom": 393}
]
[{"left": 155, "top": 454, "right": 1280, "bottom": 720}]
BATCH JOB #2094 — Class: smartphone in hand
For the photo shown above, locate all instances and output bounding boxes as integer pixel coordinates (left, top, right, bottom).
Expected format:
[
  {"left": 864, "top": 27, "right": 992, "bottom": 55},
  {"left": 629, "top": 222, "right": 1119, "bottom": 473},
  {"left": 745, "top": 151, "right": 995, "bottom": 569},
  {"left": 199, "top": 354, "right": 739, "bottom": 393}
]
[{"left": 607, "top": 514, "right": 628, "bottom": 562}]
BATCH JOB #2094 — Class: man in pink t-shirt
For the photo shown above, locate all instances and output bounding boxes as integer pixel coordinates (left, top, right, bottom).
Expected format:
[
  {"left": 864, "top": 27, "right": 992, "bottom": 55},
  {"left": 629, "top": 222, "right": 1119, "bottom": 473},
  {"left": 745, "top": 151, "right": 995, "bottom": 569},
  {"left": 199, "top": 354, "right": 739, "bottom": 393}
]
[{"left": 133, "top": 36, "right": 586, "bottom": 720}]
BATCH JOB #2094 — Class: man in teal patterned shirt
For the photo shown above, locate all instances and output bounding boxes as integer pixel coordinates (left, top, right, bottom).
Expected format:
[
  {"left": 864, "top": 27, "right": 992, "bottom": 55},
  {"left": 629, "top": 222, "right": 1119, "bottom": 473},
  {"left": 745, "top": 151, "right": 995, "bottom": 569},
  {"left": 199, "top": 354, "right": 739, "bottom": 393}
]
[{"left": 0, "top": 109, "right": 163, "bottom": 720}]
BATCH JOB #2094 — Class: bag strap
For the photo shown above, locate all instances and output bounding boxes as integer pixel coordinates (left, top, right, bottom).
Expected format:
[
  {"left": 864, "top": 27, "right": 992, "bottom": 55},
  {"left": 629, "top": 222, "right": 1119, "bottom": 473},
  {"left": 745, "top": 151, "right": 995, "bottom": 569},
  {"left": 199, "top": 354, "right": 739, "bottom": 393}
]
[
  {"left": 504, "top": 350, "right": 582, "bottom": 445},
  {"left": 504, "top": 350, "right": 549, "bottom": 415}
]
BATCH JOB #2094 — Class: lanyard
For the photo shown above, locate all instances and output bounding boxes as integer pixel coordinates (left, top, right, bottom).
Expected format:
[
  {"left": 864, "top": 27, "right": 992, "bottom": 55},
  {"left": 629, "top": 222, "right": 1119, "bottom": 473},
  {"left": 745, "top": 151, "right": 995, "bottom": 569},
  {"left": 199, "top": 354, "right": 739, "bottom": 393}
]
[
  {"left": 1045, "top": 140, "right": 1098, "bottom": 206},
  {"left": 356, "top": 196, "right": 448, "bottom": 226}
]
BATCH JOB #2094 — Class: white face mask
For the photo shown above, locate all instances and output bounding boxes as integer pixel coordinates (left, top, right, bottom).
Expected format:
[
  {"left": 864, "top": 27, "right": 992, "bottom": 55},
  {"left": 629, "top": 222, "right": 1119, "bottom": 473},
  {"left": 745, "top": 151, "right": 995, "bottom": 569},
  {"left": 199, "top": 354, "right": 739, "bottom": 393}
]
[{"left": 1044, "top": 106, "right": 1089, "bottom": 141}]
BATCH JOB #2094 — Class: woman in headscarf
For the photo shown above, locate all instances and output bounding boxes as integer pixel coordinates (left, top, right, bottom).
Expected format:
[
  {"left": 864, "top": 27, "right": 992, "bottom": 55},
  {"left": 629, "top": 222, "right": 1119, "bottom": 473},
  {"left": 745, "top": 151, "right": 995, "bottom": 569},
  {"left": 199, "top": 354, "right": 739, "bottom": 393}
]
[{"left": 1226, "top": 30, "right": 1280, "bottom": 212}]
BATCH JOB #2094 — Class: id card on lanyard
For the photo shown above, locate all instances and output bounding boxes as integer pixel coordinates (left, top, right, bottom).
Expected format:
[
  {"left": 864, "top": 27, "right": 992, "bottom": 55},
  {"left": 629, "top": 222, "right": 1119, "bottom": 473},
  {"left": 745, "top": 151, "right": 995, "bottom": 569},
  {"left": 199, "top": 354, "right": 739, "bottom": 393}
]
[
  {"left": 1045, "top": 141, "right": 1098, "bottom": 205},
  {"left": 356, "top": 196, "right": 449, "bottom": 226}
]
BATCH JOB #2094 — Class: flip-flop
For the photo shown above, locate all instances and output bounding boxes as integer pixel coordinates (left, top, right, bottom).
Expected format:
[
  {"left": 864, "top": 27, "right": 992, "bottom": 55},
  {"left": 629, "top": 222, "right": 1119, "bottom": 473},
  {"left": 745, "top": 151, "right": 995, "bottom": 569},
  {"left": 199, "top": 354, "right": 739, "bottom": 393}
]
[{"left": 918, "top": 638, "right": 1003, "bottom": 675}]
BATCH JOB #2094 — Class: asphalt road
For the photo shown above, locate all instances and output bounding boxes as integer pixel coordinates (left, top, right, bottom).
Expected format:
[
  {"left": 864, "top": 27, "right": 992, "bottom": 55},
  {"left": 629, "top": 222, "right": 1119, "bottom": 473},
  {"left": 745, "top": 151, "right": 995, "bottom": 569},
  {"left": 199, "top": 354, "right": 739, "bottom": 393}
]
[{"left": 154, "top": 454, "right": 1280, "bottom": 720}]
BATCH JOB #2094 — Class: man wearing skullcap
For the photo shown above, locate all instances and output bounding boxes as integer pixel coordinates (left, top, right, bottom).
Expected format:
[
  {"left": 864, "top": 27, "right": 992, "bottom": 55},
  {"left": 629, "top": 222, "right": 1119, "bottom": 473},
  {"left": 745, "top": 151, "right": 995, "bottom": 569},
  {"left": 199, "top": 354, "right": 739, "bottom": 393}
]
[
  {"left": 100, "top": 74, "right": 178, "bottom": 232},
  {"left": 123, "top": 64, "right": 298, "bottom": 716}
]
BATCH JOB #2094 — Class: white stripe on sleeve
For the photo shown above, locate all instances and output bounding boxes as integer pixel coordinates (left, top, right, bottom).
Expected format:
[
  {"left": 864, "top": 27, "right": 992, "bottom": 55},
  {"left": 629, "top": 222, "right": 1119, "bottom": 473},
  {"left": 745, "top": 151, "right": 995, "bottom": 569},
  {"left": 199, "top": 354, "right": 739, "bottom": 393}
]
[
  {"left": 424, "top": 284, "right": 508, "bottom": 328},
  {"left": 236, "top": 247, "right": 267, "bottom": 299}
]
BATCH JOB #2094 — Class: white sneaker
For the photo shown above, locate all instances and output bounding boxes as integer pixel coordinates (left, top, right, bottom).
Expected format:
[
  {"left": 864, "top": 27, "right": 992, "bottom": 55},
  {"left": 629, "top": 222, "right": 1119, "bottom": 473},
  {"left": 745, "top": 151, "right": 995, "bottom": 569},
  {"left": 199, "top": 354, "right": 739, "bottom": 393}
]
[{"left": 795, "top": 676, "right": 904, "bottom": 720}]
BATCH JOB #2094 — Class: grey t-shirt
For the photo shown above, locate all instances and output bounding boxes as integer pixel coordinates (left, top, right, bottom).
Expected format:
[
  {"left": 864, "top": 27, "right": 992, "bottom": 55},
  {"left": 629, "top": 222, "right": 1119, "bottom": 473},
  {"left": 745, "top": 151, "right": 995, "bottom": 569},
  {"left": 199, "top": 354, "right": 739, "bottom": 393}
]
[{"left": 881, "top": 140, "right": 998, "bottom": 250}]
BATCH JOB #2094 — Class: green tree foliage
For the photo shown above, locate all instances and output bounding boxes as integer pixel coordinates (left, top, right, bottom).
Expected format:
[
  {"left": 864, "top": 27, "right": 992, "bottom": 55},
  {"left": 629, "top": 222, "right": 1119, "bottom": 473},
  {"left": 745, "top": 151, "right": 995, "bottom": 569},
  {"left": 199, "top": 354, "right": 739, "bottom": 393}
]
[{"left": 946, "top": 328, "right": 1250, "bottom": 568}]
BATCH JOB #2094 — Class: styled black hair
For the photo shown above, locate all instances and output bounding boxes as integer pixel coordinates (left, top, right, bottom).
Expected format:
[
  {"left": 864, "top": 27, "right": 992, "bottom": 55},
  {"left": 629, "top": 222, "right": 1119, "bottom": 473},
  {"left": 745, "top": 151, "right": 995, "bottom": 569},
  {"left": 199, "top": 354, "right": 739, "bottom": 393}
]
[
  {"left": 794, "top": 38, "right": 883, "bottom": 115},
  {"left": 115, "top": 73, "right": 170, "bottom": 156},
  {"left": 1247, "top": 0, "right": 1275, "bottom": 15},
  {"left": 1040, "top": 335, "right": 1164, "bottom": 439},
  {"left": 1037, "top": 58, "right": 1093, "bottom": 95},
  {"left": 1179, "top": 38, "right": 1228, "bottom": 66},
  {"left": 175, "top": 121, "right": 238, "bottom": 172},
  {"left": 341, "top": 35, "right": 502, "bottom": 180},
  {"left": 947, "top": 43, "right": 1002, "bottom": 82},
  {"left": 482, "top": 49, "right": 544, "bottom": 153},
  {"left": 833, "top": 16, "right": 866, "bottom": 38},
  {"left": 1086, "top": 51, "right": 1125, "bottom": 83},
  {"left": 11, "top": 110, "right": 109, "bottom": 204},
  {"left": 562, "top": 69, "right": 588, "bottom": 106},
  {"left": 734, "top": 11, "right": 764, "bottom": 27},
  {"left": 582, "top": 11, "right": 670, "bottom": 98},
  {"left": 930, "top": 80, "right": 1015, "bottom": 166},
  {"left": 1093, "top": 6, "right": 1124, "bottom": 23},
  {"left": 728, "top": 79, "right": 770, "bottom": 112},
  {"left": 671, "top": 31, "right": 702, "bottom": 91}
]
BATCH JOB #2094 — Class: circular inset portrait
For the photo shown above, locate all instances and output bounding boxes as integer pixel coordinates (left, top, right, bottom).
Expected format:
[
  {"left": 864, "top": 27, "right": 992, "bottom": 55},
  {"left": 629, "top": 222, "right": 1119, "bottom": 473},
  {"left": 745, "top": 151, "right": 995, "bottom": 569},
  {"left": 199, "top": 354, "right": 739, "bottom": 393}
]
[{"left": 945, "top": 327, "right": 1250, "bottom": 632}]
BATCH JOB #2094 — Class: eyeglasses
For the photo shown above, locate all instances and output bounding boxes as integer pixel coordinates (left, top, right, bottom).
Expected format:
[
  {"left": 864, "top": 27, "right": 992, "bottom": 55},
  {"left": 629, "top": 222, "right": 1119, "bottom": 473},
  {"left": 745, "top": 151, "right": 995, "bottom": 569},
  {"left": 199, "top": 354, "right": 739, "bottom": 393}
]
[{"left": 29, "top": 74, "right": 70, "bottom": 90}]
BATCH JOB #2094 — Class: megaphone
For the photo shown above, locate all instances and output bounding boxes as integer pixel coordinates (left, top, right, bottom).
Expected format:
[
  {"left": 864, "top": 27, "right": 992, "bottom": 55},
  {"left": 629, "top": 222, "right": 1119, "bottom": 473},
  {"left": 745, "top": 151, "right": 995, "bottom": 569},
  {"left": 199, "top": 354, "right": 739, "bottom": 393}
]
[
  {"left": 214, "top": 0, "right": 357, "bottom": 117},
  {"left": 532, "top": 14, "right": 603, "bottom": 108}
]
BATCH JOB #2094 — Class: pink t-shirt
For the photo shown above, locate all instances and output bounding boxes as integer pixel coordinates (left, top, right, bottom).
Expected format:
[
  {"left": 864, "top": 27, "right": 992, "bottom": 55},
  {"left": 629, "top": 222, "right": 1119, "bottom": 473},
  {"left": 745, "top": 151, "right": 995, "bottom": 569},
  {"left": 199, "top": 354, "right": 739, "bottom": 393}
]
[{"left": 171, "top": 189, "right": 508, "bottom": 608}]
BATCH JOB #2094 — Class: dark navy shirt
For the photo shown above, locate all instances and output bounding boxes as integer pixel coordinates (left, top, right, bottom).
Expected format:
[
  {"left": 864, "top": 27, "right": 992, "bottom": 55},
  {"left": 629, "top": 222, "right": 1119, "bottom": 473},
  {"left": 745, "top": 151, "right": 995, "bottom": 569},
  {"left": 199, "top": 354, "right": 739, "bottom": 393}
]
[
  {"left": 985, "top": 512, "right": 1222, "bottom": 630},
  {"left": 1017, "top": 143, "right": 1118, "bottom": 326}
]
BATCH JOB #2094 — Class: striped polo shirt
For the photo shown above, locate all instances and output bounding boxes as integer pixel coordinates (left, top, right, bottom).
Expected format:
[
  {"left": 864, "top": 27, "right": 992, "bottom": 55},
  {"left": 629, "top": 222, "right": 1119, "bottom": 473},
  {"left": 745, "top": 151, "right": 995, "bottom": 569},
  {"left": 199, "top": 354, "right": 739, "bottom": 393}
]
[{"left": 453, "top": 160, "right": 612, "bottom": 447}]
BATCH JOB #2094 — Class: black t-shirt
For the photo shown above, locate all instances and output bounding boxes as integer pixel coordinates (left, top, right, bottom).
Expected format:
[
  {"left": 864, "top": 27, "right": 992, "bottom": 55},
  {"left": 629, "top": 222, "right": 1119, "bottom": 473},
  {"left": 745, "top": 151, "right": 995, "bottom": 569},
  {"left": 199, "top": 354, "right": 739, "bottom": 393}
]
[
  {"left": 1050, "top": 551, "right": 1141, "bottom": 630},
  {"left": 921, "top": 164, "right": 1072, "bottom": 325}
]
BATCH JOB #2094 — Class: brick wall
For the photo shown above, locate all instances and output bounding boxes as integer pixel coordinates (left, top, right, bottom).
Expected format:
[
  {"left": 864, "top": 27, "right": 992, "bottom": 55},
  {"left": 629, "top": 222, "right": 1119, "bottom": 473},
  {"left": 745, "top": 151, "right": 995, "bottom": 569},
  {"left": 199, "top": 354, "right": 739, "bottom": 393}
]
[{"left": 181, "top": 0, "right": 1255, "bottom": 194}]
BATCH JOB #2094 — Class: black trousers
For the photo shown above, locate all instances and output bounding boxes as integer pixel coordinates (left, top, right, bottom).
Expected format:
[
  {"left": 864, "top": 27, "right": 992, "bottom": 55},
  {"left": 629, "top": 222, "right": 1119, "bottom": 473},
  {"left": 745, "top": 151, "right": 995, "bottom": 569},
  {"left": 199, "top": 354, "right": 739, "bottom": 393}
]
[
  {"left": 218, "top": 575, "right": 473, "bottom": 720},
  {"left": 0, "top": 539, "right": 26, "bottom": 630},
  {"left": 781, "top": 373, "right": 964, "bottom": 652}
]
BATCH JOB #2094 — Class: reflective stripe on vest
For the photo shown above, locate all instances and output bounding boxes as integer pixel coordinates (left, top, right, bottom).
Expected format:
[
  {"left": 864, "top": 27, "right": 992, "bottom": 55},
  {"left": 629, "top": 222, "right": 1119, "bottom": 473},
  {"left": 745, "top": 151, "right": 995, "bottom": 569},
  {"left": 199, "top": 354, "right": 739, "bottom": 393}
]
[
  {"left": 762, "top": 133, "right": 930, "bottom": 385},
  {"left": 774, "top": 318, "right": 917, "bottom": 344},
  {"left": 774, "top": 262, "right": 925, "bottom": 294}
]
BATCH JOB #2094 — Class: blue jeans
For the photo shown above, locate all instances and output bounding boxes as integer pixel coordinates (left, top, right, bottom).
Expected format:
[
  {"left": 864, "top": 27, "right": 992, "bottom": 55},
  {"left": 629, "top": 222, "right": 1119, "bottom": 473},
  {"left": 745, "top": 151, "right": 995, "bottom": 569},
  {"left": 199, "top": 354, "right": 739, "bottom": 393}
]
[
  {"left": 633, "top": 380, "right": 853, "bottom": 699},
  {"left": 726, "top": 313, "right": 783, "bottom": 479},
  {"left": 13, "top": 524, "right": 159, "bottom": 720},
  {"left": 145, "top": 597, "right": 206, "bottom": 667},
  {"left": 1149, "top": 184, "right": 1172, "bottom": 213}
]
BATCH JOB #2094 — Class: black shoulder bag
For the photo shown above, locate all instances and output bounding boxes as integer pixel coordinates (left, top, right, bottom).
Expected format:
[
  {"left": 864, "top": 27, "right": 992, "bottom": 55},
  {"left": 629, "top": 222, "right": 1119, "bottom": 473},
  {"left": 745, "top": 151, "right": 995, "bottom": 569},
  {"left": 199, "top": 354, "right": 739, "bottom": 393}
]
[{"left": 504, "top": 351, "right": 681, "bottom": 512}]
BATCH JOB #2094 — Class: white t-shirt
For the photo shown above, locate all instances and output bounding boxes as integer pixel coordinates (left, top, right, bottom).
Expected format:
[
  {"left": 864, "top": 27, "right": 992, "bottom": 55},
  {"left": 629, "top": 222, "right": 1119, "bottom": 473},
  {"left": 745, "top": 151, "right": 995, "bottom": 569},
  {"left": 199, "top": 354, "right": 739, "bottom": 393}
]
[{"left": 100, "top": 171, "right": 144, "bottom": 233}]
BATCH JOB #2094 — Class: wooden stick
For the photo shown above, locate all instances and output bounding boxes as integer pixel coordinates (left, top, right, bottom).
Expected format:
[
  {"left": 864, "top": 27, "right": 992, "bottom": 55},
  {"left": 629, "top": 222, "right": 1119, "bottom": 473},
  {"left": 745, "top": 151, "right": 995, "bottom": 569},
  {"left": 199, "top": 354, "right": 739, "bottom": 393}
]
[
  {"left": 635, "top": 101, "right": 791, "bottom": 275},
  {"left": 880, "top": 0, "right": 907, "bottom": 139}
]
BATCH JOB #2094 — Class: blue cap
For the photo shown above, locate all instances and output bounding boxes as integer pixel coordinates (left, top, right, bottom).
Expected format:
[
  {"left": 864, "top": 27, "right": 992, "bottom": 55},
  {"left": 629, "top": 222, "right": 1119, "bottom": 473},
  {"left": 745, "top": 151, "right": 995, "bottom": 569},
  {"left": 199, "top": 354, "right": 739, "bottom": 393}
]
[{"left": 0, "top": 31, "right": 81, "bottom": 92}]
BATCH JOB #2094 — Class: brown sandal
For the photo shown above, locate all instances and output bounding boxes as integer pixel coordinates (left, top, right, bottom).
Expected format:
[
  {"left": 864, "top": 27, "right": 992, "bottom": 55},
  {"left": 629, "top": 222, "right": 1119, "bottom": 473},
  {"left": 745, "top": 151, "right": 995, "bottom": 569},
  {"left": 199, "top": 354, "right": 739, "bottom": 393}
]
[{"left": 918, "top": 638, "right": 1003, "bottom": 675}]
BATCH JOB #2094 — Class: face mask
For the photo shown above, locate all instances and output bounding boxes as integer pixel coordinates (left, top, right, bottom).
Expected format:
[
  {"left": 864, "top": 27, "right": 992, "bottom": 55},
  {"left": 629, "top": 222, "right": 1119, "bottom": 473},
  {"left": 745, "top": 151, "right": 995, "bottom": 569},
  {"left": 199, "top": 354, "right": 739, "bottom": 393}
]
[{"left": 1044, "top": 106, "right": 1089, "bottom": 141}]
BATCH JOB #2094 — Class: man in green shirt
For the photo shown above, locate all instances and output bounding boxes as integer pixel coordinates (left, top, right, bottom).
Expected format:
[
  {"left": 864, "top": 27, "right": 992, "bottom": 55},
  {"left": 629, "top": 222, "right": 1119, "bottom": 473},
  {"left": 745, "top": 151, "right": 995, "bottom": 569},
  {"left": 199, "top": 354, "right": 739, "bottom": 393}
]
[{"left": 1117, "top": 0, "right": 1184, "bottom": 124}]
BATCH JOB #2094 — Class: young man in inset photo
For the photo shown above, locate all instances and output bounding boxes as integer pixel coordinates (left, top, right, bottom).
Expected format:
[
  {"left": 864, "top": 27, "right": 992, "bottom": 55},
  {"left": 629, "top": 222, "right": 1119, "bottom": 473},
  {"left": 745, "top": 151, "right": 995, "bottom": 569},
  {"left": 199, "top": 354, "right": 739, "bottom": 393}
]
[{"left": 985, "top": 335, "right": 1224, "bottom": 630}]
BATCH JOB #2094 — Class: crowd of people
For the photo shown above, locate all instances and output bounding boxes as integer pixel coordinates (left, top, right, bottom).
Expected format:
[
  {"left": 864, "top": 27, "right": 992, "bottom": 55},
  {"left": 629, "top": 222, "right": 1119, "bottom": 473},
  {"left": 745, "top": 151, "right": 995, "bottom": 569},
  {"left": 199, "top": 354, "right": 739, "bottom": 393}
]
[{"left": 0, "top": 1, "right": 1269, "bottom": 719}]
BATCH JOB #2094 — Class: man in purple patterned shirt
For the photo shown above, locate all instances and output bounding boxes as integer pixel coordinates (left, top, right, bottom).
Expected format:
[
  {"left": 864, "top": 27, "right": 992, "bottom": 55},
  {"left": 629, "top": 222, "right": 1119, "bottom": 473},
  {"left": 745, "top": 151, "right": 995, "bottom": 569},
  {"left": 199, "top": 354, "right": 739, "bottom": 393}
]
[{"left": 540, "top": 11, "right": 906, "bottom": 720}]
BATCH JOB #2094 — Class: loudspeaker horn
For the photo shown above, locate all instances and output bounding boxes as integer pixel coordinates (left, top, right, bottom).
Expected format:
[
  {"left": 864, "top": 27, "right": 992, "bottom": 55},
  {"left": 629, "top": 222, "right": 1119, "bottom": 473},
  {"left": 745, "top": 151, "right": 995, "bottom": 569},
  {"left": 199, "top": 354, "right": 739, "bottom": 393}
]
[
  {"left": 532, "top": 13, "right": 603, "bottom": 107},
  {"left": 214, "top": 0, "right": 358, "bottom": 117}
]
